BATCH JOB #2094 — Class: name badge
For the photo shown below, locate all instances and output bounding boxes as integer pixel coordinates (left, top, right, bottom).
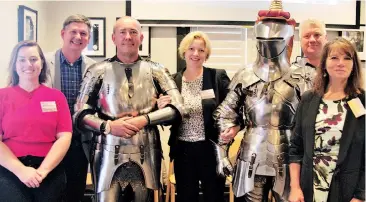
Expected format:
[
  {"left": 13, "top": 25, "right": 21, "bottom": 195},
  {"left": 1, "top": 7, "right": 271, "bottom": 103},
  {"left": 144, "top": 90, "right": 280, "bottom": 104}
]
[
  {"left": 40, "top": 101, "right": 57, "bottom": 112},
  {"left": 200, "top": 89, "right": 215, "bottom": 100},
  {"left": 347, "top": 98, "right": 366, "bottom": 118}
]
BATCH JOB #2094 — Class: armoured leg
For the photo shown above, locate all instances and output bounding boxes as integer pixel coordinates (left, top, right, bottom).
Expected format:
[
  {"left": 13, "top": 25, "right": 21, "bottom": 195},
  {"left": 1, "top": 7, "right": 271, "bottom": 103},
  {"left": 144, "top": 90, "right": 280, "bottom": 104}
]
[
  {"left": 91, "top": 143, "right": 102, "bottom": 197},
  {"left": 234, "top": 175, "right": 271, "bottom": 202},
  {"left": 131, "top": 185, "right": 154, "bottom": 202},
  {"left": 271, "top": 190, "right": 287, "bottom": 202},
  {"left": 97, "top": 161, "right": 153, "bottom": 202},
  {"left": 98, "top": 181, "right": 121, "bottom": 202}
]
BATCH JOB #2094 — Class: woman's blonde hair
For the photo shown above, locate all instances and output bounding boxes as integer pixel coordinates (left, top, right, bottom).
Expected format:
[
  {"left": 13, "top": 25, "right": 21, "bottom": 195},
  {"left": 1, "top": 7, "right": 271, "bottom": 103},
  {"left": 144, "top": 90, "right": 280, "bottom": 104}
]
[
  {"left": 178, "top": 31, "right": 211, "bottom": 60},
  {"left": 313, "top": 37, "right": 364, "bottom": 97}
]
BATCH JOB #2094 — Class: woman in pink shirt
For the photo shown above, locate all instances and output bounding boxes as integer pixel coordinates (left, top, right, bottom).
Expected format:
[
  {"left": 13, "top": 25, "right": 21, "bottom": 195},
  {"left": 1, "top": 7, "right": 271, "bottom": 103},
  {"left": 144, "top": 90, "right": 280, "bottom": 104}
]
[{"left": 0, "top": 41, "right": 72, "bottom": 202}]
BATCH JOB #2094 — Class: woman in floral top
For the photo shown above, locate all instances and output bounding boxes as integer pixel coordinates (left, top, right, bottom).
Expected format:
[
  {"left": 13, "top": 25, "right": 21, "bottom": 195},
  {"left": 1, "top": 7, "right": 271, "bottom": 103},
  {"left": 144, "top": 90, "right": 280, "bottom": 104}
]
[{"left": 288, "top": 37, "right": 365, "bottom": 202}]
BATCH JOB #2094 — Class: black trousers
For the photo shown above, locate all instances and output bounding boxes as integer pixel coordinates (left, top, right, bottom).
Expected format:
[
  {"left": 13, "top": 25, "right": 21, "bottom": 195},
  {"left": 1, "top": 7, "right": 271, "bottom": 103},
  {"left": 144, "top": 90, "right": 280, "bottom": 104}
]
[
  {"left": 174, "top": 140, "right": 226, "bottom": 202},
  {"left": 62, "top": 137, "right": 89, "bottom": 202},
  {"left": 0, "top": 156, "right": 66, "bottom": 202}
]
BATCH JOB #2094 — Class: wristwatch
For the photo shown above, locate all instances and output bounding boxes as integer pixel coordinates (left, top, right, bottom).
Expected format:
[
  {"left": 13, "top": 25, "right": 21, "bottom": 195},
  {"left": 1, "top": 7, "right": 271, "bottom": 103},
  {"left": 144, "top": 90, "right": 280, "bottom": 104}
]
[{"left": 100, "top": 120, "right": 111, "bottom": 135}]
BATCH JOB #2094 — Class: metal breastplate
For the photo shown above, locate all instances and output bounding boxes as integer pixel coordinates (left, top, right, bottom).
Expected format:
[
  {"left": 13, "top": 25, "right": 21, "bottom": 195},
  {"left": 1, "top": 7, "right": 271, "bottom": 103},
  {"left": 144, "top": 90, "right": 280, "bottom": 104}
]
[
  {"left": 245, "top": 77, "right": 299, "bottom": 129},
  {"left": 99, "top": 60, "right": 157, "bottom": 118},
  {"left": 238, "top": 71, "right": 300, "bottom": 176},
  {"left": 97, "top": 61, "right": 159, "bottom": 147}
]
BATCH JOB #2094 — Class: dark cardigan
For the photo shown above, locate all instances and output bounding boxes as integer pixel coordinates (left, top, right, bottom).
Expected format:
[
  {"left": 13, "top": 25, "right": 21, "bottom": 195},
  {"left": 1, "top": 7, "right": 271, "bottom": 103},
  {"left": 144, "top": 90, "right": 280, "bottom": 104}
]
[
  {"left": 168, "top": 67, "right": 230, "bottom": 159},
  {"left": 289, "top": 90, "right": 365, "bottom": 202}
]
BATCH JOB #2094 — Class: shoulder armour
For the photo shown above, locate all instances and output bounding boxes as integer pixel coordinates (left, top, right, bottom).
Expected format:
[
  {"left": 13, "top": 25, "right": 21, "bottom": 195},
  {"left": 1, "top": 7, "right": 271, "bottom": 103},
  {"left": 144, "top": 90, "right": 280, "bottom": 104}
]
[
  {"left": 147, "top": 61, "right": 177, "bottom": 92},
  {"left": 229, "top": 64, "right": 261, "bottom": 90},
  {"left": 287, "top": 62, "right": 316, "bottom": 94}
]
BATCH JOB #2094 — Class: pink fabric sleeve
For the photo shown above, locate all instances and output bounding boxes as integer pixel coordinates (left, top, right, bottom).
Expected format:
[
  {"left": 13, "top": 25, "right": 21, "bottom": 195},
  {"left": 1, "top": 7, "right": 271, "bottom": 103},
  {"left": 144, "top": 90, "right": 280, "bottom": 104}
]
[
  {"left": 0, "top": 90, "right": 4, "bottom": 136},
  {"left": 56, "top": 91, "right": 73, "bottom": 134}
]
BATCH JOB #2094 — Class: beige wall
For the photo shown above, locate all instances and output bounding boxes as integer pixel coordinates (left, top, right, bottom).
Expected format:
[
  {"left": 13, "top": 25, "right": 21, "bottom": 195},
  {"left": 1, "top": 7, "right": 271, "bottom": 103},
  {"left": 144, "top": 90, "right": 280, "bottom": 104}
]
[
  {"left": 0, "top": 1, "right": 48, "bottom": 87},
  {"left": 150, "top": 27, "right": 177, "bottom": 74},
  {"left": 361, "top": 1, "right": 365, "bottom": 25}
]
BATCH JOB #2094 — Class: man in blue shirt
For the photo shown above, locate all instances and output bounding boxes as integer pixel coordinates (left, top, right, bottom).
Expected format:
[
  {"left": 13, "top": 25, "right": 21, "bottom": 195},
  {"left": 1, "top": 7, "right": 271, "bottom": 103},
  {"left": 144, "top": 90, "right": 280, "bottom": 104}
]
[{"left": 45, "top": 14, "right": 95, "bottom": 202}]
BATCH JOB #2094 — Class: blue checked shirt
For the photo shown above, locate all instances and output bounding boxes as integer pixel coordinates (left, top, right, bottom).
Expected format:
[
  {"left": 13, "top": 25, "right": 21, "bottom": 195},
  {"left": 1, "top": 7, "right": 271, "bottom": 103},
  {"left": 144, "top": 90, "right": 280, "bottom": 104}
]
[{"left": 60, "top": 52, "right": 83, "bottom": 115}]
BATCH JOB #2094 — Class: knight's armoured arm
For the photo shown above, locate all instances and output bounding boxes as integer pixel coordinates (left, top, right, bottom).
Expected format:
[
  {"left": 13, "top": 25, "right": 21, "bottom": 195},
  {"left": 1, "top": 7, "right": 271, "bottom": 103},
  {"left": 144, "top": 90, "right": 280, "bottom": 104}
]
[
  {"left": 213, "top": 83, "right": 245, "bottom": 132},
  {"left": 147, "top": 63, "right": 186, "bottom": 126},
  {"left": 73, "top": 63, "right": 105, "bottom": 133}
]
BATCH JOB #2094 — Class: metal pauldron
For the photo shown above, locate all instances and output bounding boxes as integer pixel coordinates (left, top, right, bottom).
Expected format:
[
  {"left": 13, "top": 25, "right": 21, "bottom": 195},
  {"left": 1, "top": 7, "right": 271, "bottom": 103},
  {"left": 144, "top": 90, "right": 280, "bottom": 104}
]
[
  {"left": 74, "top": 62, "right": 107, "bottom": 133},
  {"left": 149, "top": 62, "right": 186, "bottom": 122}
]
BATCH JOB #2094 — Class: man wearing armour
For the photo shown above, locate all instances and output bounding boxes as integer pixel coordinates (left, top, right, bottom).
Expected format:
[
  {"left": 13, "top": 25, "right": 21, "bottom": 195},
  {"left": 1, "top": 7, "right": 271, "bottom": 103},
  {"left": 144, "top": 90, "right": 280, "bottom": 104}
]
[{"left": 73, "top": 16, "right": 185, "bottom": 202}]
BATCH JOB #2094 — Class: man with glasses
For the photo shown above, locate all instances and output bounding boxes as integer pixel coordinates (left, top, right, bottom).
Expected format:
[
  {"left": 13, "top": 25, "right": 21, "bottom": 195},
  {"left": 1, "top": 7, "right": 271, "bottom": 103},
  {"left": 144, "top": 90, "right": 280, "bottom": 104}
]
[
  {"left": 45, "top": 14, "right": 95, "bottom": 202},
  {"left": 73, "top": 16, "right": 185, "bottom": 202}
]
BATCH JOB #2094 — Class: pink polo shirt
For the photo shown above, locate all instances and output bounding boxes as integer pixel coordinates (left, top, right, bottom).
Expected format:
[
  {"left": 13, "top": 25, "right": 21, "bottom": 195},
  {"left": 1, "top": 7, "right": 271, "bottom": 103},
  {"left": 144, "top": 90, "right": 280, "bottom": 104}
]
[{"left": 0, "top": 85, "right": 72, "bottom": 157}]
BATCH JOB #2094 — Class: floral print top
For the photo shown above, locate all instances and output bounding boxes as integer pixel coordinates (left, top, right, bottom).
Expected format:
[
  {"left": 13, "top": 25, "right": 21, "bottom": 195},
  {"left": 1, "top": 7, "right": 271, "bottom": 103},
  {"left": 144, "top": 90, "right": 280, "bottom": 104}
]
[{"left": 313, "top": 98, "right": 348, "bottom": 202}]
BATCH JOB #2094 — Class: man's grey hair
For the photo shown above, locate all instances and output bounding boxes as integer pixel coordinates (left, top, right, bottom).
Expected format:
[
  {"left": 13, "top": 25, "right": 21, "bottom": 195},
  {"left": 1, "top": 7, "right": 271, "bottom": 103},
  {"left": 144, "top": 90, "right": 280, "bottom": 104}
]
[
  {"left": 62, "top": 14, "right": 91, "bottom": 31},
  {"left": 299, "top": 19, "right": 327, "bottom": 37}
]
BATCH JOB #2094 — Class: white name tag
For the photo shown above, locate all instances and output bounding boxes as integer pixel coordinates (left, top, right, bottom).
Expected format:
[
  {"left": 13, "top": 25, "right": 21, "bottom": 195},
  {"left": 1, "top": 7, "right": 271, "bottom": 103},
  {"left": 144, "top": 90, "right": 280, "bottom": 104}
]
[
  {"left": 40, "top": 101, "right": 57, "bottom": 112},
  {"left": 200, "top": 89, "right": 215, "bottom": 100},
  {"left": 347, "top": 98, "right": 366, "bottom": 118}
]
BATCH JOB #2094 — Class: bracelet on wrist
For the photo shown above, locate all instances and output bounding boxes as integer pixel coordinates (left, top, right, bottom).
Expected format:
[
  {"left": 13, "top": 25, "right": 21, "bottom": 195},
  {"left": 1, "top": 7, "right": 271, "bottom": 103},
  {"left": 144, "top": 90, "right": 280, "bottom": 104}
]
[{"left": 143, "top": 114, "right": 150, "bottom": 125}]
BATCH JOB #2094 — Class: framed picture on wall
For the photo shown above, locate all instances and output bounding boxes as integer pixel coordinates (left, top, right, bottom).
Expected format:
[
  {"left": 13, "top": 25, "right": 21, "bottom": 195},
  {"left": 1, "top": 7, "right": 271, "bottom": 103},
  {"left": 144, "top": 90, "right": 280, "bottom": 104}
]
[
  {"left": 18, "top": 5, "right": 38, "bottom": 42},
  {"left": 341, "top": 27, "right": 365, "bottom": 61},
  {"left": 83, "top": 17, "right": 106, "bottom": 57},
  {"left": 139, "top": 26, "right": 151, "bottom": 57},
  {"left": 115, "top": 17, "right": 151, "bottom": 58}
]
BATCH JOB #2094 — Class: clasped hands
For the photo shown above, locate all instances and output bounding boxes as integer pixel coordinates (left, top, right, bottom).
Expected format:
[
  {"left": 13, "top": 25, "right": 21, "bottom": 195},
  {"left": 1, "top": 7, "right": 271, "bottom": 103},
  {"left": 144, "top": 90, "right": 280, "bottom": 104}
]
[
  {"left": 109, "top": 94, "right": 172, "bottom": 138},
  {"left": 108, "top": 115, "right": 148, "bottom": 138},
  {"left": 16, "top": 166, "right": 49, "bottom": 188}
]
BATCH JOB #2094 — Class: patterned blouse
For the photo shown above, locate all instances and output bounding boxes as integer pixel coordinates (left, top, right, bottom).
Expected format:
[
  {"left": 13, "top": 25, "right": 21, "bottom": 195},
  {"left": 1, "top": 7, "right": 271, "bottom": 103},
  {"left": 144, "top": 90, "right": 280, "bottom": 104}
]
[
  {"left": 178, "top": 75, "right": 205, "bottom": 142},
  {"left": 313, "top": 98, "right": 348, "bottom": 202}
]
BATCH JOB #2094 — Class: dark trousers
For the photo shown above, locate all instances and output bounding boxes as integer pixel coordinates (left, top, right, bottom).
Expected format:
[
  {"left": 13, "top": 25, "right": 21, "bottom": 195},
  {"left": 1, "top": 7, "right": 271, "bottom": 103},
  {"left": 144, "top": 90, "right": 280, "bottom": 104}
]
[
  {"left": 0, "top": 156, "right": 66, "bottom": 202},
  {"left": 62, "top": 137, "right": 89, "bottom": 202},
  {"left": 174, "top": 140, "right": 226, "bottom": 202}
]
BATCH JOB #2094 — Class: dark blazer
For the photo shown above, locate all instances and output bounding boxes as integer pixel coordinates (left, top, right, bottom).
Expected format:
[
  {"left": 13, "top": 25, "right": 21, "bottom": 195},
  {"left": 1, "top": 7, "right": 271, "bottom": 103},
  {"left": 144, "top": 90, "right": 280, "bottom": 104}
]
[
  {"left": 289, "top": 90, "right": 365, "bottom": 202},
  {"left": 168, "top": 67, "right": 230, "bottom": 159}
]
